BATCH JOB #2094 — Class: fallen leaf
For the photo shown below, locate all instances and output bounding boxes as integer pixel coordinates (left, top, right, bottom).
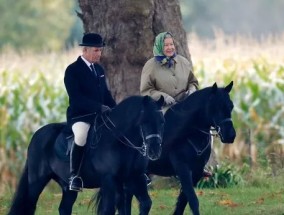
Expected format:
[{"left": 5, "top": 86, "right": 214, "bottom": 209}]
[
  {"left": 256, "top": 197, "right": 264, "bottom": 204},
  {"left": 217, "top": 199, "right": 239, "bottom": 207},
  {"left": 196, "top": 191, "right": 204, "bottom": 196},
  {"left": 159, "top": 205, "right": 167, "bottom": 209}
]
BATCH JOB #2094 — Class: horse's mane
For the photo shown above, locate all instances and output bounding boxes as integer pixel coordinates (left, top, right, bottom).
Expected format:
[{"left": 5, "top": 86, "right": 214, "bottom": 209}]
[
  {"left": 164, "top": 86, "right": 211, "bottom": 121},
  {"left": 167, "top": 84, "right": 231, "bottom": 117},
  {"left": 171, "top": 87, "right": 213, "bottom": 113},
  {"left": 115, "top": 95, "right": 144, "bottom": 113},
  {"left": 108, "top": 96, "right": 145, "bottom": 132}
]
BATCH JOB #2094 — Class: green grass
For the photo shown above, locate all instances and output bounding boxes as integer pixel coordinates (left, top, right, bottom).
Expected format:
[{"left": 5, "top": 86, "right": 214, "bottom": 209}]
[
  {"left": 1, "top": 174, "right": 284, "bottom": 215},
  {"left": 197, "top": 187, "right": 284, "bottom": 215}
]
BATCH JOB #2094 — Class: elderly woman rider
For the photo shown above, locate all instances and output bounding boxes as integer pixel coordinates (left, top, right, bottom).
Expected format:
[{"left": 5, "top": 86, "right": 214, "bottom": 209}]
[
  {"left": 140, "top": 31, "right": 198, "bottom": 112},
  {"left": 140, "top": 32, "right": 212, "bottom": 179}
]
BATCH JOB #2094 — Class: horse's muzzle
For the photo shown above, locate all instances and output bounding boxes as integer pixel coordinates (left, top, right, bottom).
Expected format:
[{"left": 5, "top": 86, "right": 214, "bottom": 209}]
[
  {"left": 145, "top": 134, "right": 162, "bottom": 160},
  {"left": 221, "top": 127, "right": 236, "bottom": 144}
]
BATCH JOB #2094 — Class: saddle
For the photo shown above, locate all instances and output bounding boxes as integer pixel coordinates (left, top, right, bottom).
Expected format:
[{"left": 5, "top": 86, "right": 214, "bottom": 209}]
[{"left": 54, "top": 116, "right": 105, "bottom": 161}]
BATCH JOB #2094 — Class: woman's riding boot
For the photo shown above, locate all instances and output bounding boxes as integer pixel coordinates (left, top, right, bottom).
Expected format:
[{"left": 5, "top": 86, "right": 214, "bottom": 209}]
[
  {"left": 145, "top": 174, "right": 152, "bottom": 186},
  {"left": 202, "top": 169, "right": 212, "bottom": 178},
  {"left": 69, "top": 143, "right": 85, "bottom": 191}
]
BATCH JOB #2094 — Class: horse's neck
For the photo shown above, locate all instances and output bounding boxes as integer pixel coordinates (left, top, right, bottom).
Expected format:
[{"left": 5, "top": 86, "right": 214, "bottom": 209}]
[
  {"left": 182, "top": 103, "right": 211, "bottom": 129},
  {"left": 109, "top": 107, "right": 138, "bottom": 134},
  {"left": 166, "top": 105, "right": 208, "bottom": 130},
  {"left": 163, "top": 106, "right": 211, "bottom": 148},
  {"left": 100, "top": 109, "right": 141, "bottom": 151},
  {"left": 188, "top": 129, "right": 211, "bottom": 142}
]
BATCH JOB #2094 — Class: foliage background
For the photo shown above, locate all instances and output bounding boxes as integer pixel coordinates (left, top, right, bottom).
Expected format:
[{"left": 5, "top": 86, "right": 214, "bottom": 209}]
[
  {"left": 1, "top": 0, "right": 284, "bottom": 51},
  {"left": 180, "top": 0, "right": 284, "bottom": 38},
  {"left": 0, "top": 0, "right": 77, "bottom": 51}
]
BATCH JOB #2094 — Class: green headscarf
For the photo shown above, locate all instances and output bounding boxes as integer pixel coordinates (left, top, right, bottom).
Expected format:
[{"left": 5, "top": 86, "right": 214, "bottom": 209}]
[{"left": 153, "top": 32, "right": 176, "bottom": 67}]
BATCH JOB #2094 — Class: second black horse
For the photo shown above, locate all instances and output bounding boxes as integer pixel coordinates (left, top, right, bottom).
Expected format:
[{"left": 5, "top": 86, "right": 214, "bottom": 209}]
[{"left": 120, "top": 82, "right": 236, "bottom": 215}]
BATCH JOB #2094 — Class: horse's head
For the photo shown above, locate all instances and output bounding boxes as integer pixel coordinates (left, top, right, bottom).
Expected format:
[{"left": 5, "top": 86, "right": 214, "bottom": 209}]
[
  {"left": 208, "top": 81, "right": 236, "bottom": 143},
  {"left": 139, "top": 96, "right": 165, "bottom": 161}
]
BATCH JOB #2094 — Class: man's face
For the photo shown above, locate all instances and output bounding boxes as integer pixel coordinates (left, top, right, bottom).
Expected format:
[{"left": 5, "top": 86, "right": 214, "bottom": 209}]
[{"left": 83, "top": 47, "right": 103, "bottom": 63}]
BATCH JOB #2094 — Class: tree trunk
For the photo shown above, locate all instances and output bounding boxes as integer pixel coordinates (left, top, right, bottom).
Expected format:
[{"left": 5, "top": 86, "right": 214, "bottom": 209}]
[{"left": 77, "top": 0, "right": 193, "bottom": 102}]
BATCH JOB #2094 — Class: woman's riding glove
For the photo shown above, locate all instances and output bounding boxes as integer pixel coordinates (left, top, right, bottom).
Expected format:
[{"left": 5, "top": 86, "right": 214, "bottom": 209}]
[{"left": 165, "top": 96, "right": 176, "bottom": 105}]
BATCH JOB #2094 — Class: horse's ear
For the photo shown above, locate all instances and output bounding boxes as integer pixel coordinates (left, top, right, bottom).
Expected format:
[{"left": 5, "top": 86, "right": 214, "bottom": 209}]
[
  {"left": 212, "top": 82, "right": 218, "bottom": 93},
  {"left": 157, "top": 96, "right": 165, "bottom": 108},
  {"left": 225, "top": 81, "right": 233, "bottom": 93}
]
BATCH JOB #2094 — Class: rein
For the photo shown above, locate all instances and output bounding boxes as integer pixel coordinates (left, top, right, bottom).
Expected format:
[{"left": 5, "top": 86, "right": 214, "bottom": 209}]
[
  {"left": 187, "top": 136, "right": 211, "bottom": 156},
  {"left": 196, "top": 128, "right": 218, "bottom": 137},
  {"left": 173, "top": 89, "right": 187, "bottom": 99},
  {"left": 100, "top": 113, "right": 161, "bottom": 157},
  {"left": 188, "top": 117, "right": 232, "bottom": 156},
  {"left": 192, "top": 117, "right": 233, "bottom": 138},
  {"left": 213, "top": 117, "right": 232, "bottom": 140}
]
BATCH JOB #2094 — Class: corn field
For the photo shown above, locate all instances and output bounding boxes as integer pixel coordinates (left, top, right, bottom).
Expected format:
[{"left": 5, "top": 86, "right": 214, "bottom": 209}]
[{"left": 1, "top": 34, "right": 284, "bottom": 193}]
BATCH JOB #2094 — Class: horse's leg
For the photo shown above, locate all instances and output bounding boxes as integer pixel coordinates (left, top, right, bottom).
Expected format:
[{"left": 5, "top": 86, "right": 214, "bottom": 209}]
[
  {"left": 128, "top": 174, "right": 152, "bottom": 215},
  {"left": 116, "top": 184, "right": 134, "bottom": 215},
  {"left": 25, "top": 176, "right": 52, "bottom": 214},
  {"left": 57, "top": 180, "right": 78, "bottom": 215},
  {"left": 8, "top": 164, "right": 30, "bottom": 215},
  {"left": 173, "top": 163, "right": 200, "bottom": 215},
  {"left": 97, "top": 174, "right": 116, "bottom": 215},
  {"left": 8, "top": 160, "right": 51, "bottom": 215},
  {"left": 173, "top": 189, "right": 187, "bottom": 215}
]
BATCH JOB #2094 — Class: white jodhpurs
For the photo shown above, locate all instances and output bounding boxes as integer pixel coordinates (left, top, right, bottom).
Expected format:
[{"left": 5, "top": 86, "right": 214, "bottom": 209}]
[{"left": 72, "top": 122, "right": 91, "bottom": 146}]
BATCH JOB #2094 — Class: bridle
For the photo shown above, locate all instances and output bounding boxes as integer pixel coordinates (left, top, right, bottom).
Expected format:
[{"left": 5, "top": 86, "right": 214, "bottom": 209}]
[
  {"left": 140, "top": 127, "right": 163, "bottom": 157},
  {"left": 100, "top": 112, "right": 162, "bottom": 157},
  {"left": 188, "top": 117, "right": 232, "bottom": 156},
  {"left": 213, "top": 117, "right": 232, "bottom": 140},
  {"left": 196, "top": 117, "right": 232, "bottom": 137}
]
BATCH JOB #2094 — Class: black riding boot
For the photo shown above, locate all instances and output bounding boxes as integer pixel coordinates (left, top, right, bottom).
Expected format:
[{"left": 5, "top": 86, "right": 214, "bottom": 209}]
[{"left": 69, "top": 143, "right": 85, "bottom": 191}]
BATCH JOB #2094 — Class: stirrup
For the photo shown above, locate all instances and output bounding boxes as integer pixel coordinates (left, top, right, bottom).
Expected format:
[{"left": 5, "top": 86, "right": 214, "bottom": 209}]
[
  {"left": 69, "top": 175, "right": 83, "bottom": 192},
  {"left": 145, "top": 174, "right": 152, "bottom": 186}
]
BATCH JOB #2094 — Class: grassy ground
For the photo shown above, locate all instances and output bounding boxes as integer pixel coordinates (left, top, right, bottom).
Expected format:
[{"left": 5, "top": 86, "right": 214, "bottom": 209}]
[{"left": 1, "top": 174, "right": 284, "bottom": 215}]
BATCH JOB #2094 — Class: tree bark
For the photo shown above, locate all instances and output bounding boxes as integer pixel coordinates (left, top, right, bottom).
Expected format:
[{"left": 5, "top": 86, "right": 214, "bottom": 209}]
[{"left": 77, "top": 0, "right": 192, "bottom": 102}]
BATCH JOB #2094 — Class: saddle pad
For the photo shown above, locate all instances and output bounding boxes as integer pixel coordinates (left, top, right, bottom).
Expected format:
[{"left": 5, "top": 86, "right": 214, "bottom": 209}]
[
  {"left": 54, "top": 131, "right": 73, "bottom": 161},
  {"left": 54, "top": 122, "right": 102, "bottom": 161}
]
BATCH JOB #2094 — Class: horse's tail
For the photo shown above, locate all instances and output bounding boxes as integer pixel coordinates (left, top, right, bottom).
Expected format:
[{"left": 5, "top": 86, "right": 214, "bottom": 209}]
[
  {"left": 89, "top": 189, "right": 103, "bottom": 215},
  {"left": 7, "top": 162, "right": 29, "bottom": 215}
]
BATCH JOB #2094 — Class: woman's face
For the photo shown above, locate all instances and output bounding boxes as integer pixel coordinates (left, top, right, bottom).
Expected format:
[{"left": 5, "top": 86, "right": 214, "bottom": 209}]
[
  {"left": 163, "top": 37, "right": 175, "bottom": 57},
  {"left": 83, "top": 47, "right": 103, "bottom": 63}
]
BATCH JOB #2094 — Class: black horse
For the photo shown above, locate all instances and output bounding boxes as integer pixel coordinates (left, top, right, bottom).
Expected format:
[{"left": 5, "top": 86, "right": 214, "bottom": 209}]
[
  {"left": 8, "top": 95, "right": 165, "bottom": 215},
  {"left": 121, "top": 82, "right": 236, "bottom": 215}
]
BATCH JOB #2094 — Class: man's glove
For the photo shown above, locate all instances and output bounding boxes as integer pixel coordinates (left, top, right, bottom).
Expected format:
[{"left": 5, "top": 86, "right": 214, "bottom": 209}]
[
  {"left": 165, "top": 96, "right": 176, "bottom": 105},
  {"left": 101, "top": 105, "right": 111, "bottom": 113}
]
